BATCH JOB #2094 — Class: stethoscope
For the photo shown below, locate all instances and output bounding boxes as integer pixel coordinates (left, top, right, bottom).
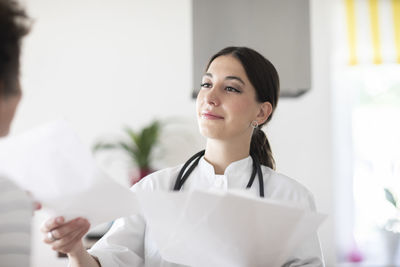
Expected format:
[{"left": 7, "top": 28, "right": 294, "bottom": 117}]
[{"left": 173, "top": 150, "right": 265, "bottom": 197}]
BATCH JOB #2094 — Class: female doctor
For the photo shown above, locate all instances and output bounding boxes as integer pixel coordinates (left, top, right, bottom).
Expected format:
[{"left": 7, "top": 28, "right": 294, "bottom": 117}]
[{"left": 41, "top": 46, "right": 324, "bottom": 266}]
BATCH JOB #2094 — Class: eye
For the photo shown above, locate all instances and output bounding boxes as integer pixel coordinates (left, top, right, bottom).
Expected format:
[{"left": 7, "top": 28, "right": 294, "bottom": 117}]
[
  {"left": 225, "top": 86, "right": 241, "bottom": 93},
  {"left": 200, "top": 82, "right": 212, "bottom": 89}
]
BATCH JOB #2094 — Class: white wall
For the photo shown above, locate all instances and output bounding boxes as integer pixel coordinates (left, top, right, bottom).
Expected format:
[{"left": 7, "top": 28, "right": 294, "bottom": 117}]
[
  {"left": 18, "top": 1, "right": 199, "bottom": 266},
  {"left": 15, "top": 0, "right": 336, "bottom": 266},
  {"left": 269, "top": 0, "right": 335, "bottom": 264}
]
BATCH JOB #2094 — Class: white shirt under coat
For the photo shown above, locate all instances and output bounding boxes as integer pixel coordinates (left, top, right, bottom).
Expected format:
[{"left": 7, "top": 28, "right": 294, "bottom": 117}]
[{"left": 89, "top": 156, "right": 325, "bottom": 267}]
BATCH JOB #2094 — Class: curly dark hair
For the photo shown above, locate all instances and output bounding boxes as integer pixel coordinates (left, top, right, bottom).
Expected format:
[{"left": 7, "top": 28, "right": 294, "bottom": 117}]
[{"left": 0, "top": 0, "right": 30, "bottom": 96}]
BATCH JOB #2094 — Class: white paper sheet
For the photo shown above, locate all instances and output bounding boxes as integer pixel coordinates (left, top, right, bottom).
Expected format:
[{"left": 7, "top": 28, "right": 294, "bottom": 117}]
[
  {"left": 0, "top": 120, "right": 140, "bottom": 226},
  {"left": 136, "top": 190, "right": 326, "bottom": 267}
]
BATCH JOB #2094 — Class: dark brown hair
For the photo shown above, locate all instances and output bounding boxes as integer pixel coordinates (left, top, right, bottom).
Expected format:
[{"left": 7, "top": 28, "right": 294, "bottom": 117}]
[
  {"left": 0, "top": 0, "right": 30, "bottom": 96},
  {"left": 206, "top": 46, "right": 280, "bottom": 169}
]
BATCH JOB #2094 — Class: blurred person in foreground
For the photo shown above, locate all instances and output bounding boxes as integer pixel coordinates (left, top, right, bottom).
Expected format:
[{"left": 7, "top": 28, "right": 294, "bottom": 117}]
[{"left": 0, "top": 0, "right": 40, "bottom": 266}]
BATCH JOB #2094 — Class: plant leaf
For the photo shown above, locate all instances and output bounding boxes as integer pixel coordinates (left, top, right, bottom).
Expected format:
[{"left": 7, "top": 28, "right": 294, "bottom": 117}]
[
  {"left": 385, "top": 188, "right": 398, "bottom": 208},
  {"left": 92, "top": 142, "right": 118, "bottom": 153},
  {"left": 124, "top": 127, "right": 140, "bottom": 146},
  {"left": 93, "top": 121, "right": 161, "bottom": 169}
]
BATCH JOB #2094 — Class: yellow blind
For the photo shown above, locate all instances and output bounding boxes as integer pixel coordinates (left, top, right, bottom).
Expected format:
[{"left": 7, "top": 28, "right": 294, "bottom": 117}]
[
  {"left": 394, "top": 0, "right": 400, "bottom": 63},
  {"left": 345, "top": 0, "right": 400, "bottom": 65}
]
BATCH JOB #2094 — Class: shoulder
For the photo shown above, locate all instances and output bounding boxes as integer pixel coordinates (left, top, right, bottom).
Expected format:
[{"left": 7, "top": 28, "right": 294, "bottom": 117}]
[
  {"left": 130, "top": 164, "right": 184, "bottom": 192},
  {"left": 0, "top": 175, "right": 19, "bottom": 190},
  {"left": 0, "top": 176, "right": 32, "bottom": 242},
  {"left": 0, "top": 176, "right": 31, "bottom": 205},
  {"left": 262, "top": 166, "right": 317, "bottom": 211}
]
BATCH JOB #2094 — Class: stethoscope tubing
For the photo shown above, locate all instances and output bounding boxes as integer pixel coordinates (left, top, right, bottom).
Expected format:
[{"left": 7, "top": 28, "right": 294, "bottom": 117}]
[{"left": 173, "top": 150, "right": 265, "bottom": 198}]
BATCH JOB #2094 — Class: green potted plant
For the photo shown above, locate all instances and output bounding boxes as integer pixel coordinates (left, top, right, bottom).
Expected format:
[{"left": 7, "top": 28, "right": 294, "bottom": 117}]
[{"left": 93, "top": 120, "right": 161, "bottom": 185}]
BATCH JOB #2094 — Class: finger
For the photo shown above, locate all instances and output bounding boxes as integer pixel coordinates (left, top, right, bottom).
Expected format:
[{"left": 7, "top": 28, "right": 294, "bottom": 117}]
[
  {"left": 52, "top": 222, "right": 90, "bottom": 253},
  {"left": 43, "top": 218, "right": 89, "bottom": 242},
  {"left": 40, "top": 216, "right": 65, "bottom": 233},
  {"left": 50, "top": 225, "right": 86, "bottom": 249},
  {"left": 51, "top": 218, "right": 89, "bottom": 239},
  {"left": 43, "top": 231, "right": 57, "bottom": 244},
  {"left": 43, "top": 224, "right": 81, "bottom": 245},
  {"left": 25, "top": 191, "right": 42, "bottom": 211},
  {"left": 33, "top": 201, "right": 42, "bottom": 211}
]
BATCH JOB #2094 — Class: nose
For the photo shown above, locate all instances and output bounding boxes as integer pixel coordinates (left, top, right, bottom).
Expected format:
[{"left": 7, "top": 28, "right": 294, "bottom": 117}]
[{"left": 203, "top": 85, "right": 220, "bottom": 106}]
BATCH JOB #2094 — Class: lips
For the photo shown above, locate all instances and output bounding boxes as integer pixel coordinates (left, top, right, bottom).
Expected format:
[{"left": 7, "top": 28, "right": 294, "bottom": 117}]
[{"left": 201, "top": 111, "right": 224, "bottom": 120}]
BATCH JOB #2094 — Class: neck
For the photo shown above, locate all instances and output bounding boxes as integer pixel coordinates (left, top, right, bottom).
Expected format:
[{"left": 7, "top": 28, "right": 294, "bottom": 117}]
[{"left": 204, "top": 138, "right": 251, "bottom": 175}]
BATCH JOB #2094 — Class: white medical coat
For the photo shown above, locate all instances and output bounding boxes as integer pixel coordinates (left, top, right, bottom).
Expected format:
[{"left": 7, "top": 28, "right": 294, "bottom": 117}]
[{"left": 89, "top": 156, "right": 325, "bottom": 267}]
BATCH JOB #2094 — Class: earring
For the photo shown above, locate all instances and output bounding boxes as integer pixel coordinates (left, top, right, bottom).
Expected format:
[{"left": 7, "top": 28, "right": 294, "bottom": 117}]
[{"left": 250, "top": 120, "right": 259, "bottom": 129}]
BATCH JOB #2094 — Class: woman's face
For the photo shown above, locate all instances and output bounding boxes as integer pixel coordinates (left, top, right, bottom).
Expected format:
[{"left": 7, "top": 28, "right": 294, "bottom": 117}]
[{"left": 196, "top": 55, "right": 265, "bottom": 142}]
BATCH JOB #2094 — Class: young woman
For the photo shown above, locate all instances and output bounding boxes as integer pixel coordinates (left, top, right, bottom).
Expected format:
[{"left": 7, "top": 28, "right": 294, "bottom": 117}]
[{"left": 42, "top": 47, "right": 324, "bottom": 266}]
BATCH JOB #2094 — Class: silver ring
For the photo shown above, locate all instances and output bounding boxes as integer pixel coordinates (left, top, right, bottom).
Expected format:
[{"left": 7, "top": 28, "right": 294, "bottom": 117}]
[{"left": 47, "top": 231, "right": 57, "bottom": 242}]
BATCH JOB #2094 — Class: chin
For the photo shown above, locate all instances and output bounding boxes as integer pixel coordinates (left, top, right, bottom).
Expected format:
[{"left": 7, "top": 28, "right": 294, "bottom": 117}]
[
  {"left": 197, "top": 119, "right": 227, "bottom": 138},
  {"left": 199, "top": 127, "right": 225, "bottom": 140}
]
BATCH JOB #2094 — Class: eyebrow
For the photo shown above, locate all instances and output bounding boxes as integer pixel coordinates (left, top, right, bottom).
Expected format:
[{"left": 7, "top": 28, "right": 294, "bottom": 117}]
[{"left": 203, "top": 73, "right": 246, "bottom": 85}]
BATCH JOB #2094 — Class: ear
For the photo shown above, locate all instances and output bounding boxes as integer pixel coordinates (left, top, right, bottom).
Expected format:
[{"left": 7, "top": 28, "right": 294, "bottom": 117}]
[{"left": 256, "top": 101, "right": 273, "bottom": 125}]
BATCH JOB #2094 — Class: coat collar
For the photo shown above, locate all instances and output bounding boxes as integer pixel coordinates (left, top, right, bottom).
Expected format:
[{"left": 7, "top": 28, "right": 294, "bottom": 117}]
[{"left": 198, "top": 155, "right": 253, "bottom": 179}]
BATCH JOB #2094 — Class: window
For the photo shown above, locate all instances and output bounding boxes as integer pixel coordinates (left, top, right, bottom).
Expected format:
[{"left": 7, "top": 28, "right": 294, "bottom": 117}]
[{"left": 334, "top": 0, "right": 400, "bottom": 264}]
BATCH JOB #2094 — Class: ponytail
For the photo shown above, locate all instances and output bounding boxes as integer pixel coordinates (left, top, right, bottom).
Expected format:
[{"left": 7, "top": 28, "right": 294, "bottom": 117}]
[{"left": 250, "top": 128, "right": 275, "bottom": 170}]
